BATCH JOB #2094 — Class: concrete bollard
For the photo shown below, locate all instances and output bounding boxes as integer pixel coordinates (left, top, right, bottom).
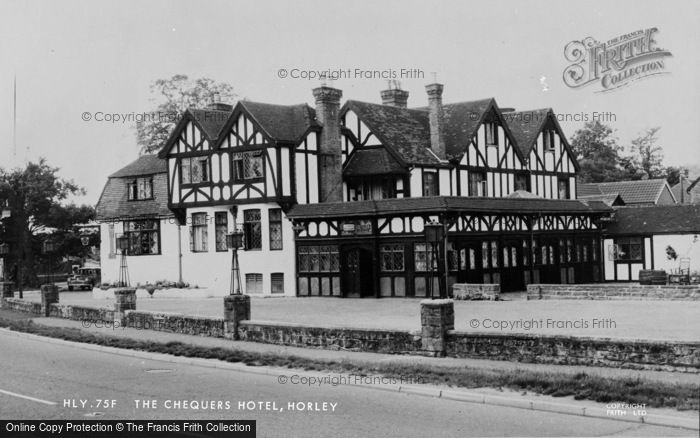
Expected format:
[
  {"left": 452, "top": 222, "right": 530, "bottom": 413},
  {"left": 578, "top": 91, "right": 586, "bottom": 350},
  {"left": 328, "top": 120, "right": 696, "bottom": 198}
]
[
  {"left": 224, "top": 294, "right": 251, "bottom": 340},
  {"left": 40, "top": 283, "right": 59, "bottom": 316},
  {"left": 113, "top": 287, "right": 136, "bottom": 324},
  {"left": 420, "top": 299, "right": 454, "bottom": 357}
]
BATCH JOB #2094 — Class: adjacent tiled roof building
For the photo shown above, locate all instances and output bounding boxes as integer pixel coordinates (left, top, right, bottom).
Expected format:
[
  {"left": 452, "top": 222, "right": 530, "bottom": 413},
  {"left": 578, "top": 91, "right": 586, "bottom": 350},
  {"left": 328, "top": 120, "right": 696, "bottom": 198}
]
[
  {"left": 577, "top": 179, "right": 676, "bottom": 206},
  {"left": 605, "top": 204, "right": 700, "bottom": 235},
  {"left": 96, "top": 155, "right": 172, "bottom": 220}
]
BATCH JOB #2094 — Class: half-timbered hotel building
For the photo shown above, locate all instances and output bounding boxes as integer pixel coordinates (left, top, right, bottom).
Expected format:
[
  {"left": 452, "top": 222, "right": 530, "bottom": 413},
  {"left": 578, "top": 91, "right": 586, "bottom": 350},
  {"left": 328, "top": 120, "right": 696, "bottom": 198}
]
[{"left": 99, "top": 83, "right": 612, "bottom": 296}]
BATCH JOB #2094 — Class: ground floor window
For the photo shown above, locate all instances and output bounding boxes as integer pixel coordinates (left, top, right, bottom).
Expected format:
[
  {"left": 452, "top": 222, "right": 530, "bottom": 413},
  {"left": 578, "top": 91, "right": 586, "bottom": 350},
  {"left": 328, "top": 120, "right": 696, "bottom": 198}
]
[
  {"left": 271, "top": 273, "right": 284, "bottom": 294},
  {"left": 297, "top": 245, "right": 341, "bottom": 297},
  {"left": 245, "top": 273, "right": 263, "bottom": 294},
  {"left": 124, "top": 220, "right": 160, "bottom": 255}
]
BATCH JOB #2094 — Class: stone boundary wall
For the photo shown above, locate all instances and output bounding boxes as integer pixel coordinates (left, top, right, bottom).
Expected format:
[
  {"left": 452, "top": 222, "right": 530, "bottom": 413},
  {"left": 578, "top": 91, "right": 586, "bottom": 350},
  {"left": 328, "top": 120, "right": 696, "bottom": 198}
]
[
  {"left": 452, "top": 284, "right": 500, "bottom": 300},
  {"left": 1, "top": 298, "right": 42, "bottom": 315},
  {"left": 446, "top": 331, "right": 700, "bottom": 373},
  {"left": 49, "top": 304, "right": 115, "bottom": 322},
  {"left": 238, "top": 320, "right": 422, "bottom": 354},
  {"left": 527, "top": 284, "right": 700, "bottom": 301},
  {"left": 2, "top": 297, "right": 698, "bottom": 373},
  {"left": 125, "top": 311, "right": 225, "bottom": 338}
]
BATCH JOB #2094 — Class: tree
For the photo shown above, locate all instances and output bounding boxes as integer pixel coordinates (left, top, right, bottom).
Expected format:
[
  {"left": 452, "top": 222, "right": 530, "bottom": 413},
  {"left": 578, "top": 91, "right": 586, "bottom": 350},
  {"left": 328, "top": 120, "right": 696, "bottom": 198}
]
[
  {"left": 628, "top": 127, "right": 664, "bottom": 179},
  {"left": 664, "top": 166, "right": 689, "bottom": 187},
  {"left": 136, "top": 75, "right": 238, "bottom": 154},
  {"left": 0, "top": 159, "right": 93, "bottom": 295},
  {"left": 569, "top": 120, "right": 628, "bottom": 183}
]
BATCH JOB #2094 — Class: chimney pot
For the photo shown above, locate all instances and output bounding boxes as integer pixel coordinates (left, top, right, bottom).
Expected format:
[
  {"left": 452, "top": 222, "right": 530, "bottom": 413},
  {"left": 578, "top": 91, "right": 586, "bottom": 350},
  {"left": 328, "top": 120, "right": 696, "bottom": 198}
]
[{"left": 380, "top": 88, "right": 409, "bottom": 108}]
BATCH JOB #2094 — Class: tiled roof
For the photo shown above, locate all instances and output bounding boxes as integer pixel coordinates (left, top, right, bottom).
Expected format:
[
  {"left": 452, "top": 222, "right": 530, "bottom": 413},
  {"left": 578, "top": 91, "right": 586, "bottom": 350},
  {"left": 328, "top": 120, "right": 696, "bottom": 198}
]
[
  {"left": 604, "top": 204, "right": 700, "bottom": 235},
  {"left": 578, "top": 180, "right": 671, "bottom": 205},
  {"left": 578, "top": 193, "right": 625, "bottom": 207},
  {"left": 344, "top": 100, "right": 440, "bottom": 166},
  {"left": 576, "top": 184, "right": 603, "bottom": 197},
  {"left": 343, "top": 148, "right": 407, "bottom": 176},
  {"left": 442, "top": 98, "right": 494, "bottom": 160},
  {"left": 240, "top": 101, "right": 317, "bottom": 143},
  {"left": 95, "top": 172, "right": 172, "bottom": 221},
  {"left": 188, "top": 108, "right": 233, "bottom": 141},
  {"left": 287, "top": 196, "right": 612, "bottom": 219},
  {"left": 108, "top": 155, "right": 166, "bottom": 178},
  {"left": 671, "top": 177, "right": 700, "bottom": 202},
  {"left": 504, "top": 108, "right": 550, "bottom": 157}
]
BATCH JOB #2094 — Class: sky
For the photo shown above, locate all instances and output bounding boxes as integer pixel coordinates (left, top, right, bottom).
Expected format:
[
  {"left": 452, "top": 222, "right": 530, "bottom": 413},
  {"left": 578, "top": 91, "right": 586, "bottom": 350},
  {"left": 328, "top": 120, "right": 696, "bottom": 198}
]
[{"left": 1, "top": 0, "right": 698, "bottom": 205}]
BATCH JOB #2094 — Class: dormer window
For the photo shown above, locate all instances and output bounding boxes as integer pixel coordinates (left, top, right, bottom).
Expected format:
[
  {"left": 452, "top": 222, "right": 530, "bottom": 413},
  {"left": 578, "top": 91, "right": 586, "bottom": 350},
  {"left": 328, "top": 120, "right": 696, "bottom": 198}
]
[
  {"left": 127, "top": 177, "right": 153, "bottom": 201},
  {"left": 232, "top": 151, "right": 264, "bottom": 182},
  {"left": 486, "top": 123, "right": 498, "bottom": 146},
  {"left": 181, "top": 157, "right": 209, "bottom": 184},
  {"left": 543, "top": 130, "right": 556, "bottom": 152}
]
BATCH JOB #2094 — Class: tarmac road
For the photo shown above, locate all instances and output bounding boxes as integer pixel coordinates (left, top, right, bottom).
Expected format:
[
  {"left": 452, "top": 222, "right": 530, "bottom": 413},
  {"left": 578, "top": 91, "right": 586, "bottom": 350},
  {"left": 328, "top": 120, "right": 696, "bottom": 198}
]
[{"left": 0, "top": 332, "right": 694, "bottom": 437}]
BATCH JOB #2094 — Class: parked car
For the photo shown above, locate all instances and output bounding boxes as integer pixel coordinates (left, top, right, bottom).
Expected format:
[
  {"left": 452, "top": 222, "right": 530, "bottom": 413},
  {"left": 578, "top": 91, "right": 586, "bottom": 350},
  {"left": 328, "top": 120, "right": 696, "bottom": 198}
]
[{"left": 67, "top": 267, "right": 101, "bottom": 291}]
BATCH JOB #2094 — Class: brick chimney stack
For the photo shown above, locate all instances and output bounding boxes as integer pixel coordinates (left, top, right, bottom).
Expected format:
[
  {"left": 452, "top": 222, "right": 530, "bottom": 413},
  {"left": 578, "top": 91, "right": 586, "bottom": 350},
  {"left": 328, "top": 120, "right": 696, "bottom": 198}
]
[
  {"left": 313, "top": 85, "right": 344, "bottom": 203},
  {"left": 380, "top": 86, "right": 409, "bottom": 108},
  {"left": 425, "top": 83, "right": 446, "bottom": 160}
]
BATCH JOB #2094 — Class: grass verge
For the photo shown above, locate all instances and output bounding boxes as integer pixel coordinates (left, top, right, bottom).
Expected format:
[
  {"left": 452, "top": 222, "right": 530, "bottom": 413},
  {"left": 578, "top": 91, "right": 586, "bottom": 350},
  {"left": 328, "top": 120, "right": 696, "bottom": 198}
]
[{"left": 0, "top": 315, "right": 697, "bottom": 411}]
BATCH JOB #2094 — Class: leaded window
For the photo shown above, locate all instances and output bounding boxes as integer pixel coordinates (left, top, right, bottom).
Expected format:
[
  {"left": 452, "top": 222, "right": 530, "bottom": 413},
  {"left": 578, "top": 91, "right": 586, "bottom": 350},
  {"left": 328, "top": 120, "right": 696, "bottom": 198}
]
[
  {"left": 215, "top": 212, "right": 228, "bottom": 252},
  {"left": 127, "top": 177, "right": 153, "bottom": 201},
  {"left": 243, "top": 209, "right": 262, "bottom": 250},
  {"left": 616, "top": 237, "right": 643, "bottom": 261},
  {"left": 124, "top": 220, "right": 160, "bottom": 255},
  {"left": 232, "top": 151, "right": 264, "bottom": 181},
  {"left": 414, "top": 243, "right": 434, "bottom": 272},
  {"left": 380, "top": 244, "right": 405, "bottom": 272},
  {"left": 181, "top": 157, "right": 209, "bottom": 184},
  {"left": 269, "top": 208, "right": 283, "bottom": 250},
  {"left": 298, "top": 245, "right": 339, "bottom": 272}
]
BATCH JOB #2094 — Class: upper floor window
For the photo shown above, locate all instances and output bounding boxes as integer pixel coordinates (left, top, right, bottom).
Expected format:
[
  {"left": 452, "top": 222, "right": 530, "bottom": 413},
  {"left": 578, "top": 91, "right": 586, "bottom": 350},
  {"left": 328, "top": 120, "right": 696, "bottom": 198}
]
[
  {"left": 422, "top": 172, "right": 438, "bottom": 197},
  {"left": 543, "top": 131, "right": 556, "bottom": 152},
  {"left": 485, "top": 123, "right": 498, "bottom": 146},
  {"left": 127, "top": 177, "right": 153, "bottom": 201},
  {"left": 243, "top": 209, "right": 262, "bottom": 250},
  {"left": 469, "top": 172, "right": 487, "bottom": 197},
  {"left": 232, "top": 151, "right": 264, "bottom": 181},
  {"left": 190, "top": 213, "right": 208, "bottom": 252},
  {"left": 124, "top": 220, "right": 160, "bottom": 255},
  {"left": 558, "top": 177, "right": 570, "bottom": 199},
  {"left": 181, "top": 157, "right": 209, "bottom": 184},
  {"left": 515, "top": 174, "right": 530, "bottom": 192},
  {"left": 351, "top": 177, "right": 396, "bottom": 201}
]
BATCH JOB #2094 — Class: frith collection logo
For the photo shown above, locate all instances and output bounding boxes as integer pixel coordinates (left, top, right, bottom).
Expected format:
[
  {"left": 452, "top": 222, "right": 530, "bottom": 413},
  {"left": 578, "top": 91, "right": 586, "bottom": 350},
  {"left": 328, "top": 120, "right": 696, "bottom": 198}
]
[{"left": 563, "top": 28, "right": 672, "bottom": 92}]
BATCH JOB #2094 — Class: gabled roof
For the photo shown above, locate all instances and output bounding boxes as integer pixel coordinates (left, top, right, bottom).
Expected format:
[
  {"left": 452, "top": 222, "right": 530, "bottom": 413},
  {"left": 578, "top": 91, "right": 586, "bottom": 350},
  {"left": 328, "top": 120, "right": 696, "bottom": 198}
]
[
  {"left": 188, "top": 108, "right": 232, "bottom": 142},
  {"left": 343, "top": 100, "right": 440, "bottom": 166},
  {"left": 504, "top": 108, "right": 550, "bottom": 157},
  {"left": 287, "top": 196, "right": 612, "bottom": 219},
  {"left": 108, "top": 154, "right": 166, "bottom": 178},
  {"left": 441, "top": 98, "right": 494, "bottom": 160},
  {"left": 96, "top": 156, "right": 171, "bottom": 221},
  {"left": 578, "top": 180, "right": 674, "bottom": 205},
  {"left": 578, "top": 193, "right": 626, "bottom": 207},
  {"left": 239, "top": 101, "right": 318, "bottom": 143},
  {"left": 343, "top": 148, "right": 407, "bottom": 176},
  {"left": 604, "top": 204, "right": 700, "bottom": 235},
  {"left": 671, "top": 176, "right": 700, "bottom": 202}
]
